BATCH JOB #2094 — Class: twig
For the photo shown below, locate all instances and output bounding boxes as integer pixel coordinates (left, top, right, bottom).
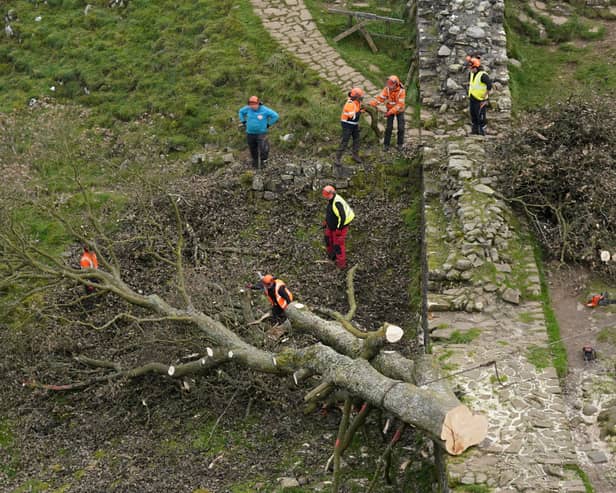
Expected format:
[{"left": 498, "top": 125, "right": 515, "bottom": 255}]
[{"left": 333, "top": 397, "right": 353, "bottom": 492}]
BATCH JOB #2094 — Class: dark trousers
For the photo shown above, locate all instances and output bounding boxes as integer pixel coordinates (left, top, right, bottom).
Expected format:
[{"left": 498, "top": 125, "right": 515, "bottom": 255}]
[
  {"left": 246, "top": 133, "right": 269, "bottom": 167},
  {"left": 469, "top": 98, "right": 488, "bottom": 135},
  {"left": 384, "top": 112, "right": 405, "bottom": 147},
  {"left": 338, "top": 122, "right": 360, "bottom": 156}
]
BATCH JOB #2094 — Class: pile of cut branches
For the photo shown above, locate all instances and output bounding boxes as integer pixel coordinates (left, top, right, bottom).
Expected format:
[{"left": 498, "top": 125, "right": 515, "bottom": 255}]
[{"left": 494, "top": 94, "right": 616, "bottom": 278}]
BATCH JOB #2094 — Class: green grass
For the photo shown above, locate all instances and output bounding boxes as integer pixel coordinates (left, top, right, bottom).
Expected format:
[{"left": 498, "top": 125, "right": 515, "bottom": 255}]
[
  {"left": 0, "top": 0, "right": 342, "bottom": 148},
  {"left": 506, "top": 0, "right": 616, "bottom": 112},
  {"left": 447, "top": 328, "right": 481, "bottom": 344},
  {"left": 304, "top": 0, "right": 417, "bottom": 103},
  {"left": 533, "top": 242, "right": 568, "bottom": 378},
  {"left": 564, "top": 464, "right": 595, "bottom": 493},
  {"left": 526, "top": 344, "right": 552, "bottom": 371}
]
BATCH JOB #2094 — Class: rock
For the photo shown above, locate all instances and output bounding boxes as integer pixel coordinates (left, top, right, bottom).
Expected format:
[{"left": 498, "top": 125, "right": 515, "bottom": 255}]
[
  {"left": 501, "top": 288, "right": 521, "bottom": 304},
  {"left": 445, "top": 78, "right": 461, "bottom": 91},
  {"left": 582, "top": 404, "right": 598, "bottom": 416},
  {"left": 278, "top": 477, "right": 300, "bottom": 488},
  {"left": 222, "top": 153, "right": 234, "bottom": 163},
  {"left": 455, "top": 258, "right": 473, "bottom": 271},
  {"left": 191, "top": 153, "right": 206, "bottom": 164},
  {"left": 509, "top": 58, "right": 522, "bottom": 69},
  {"left": 466, "top": 26, "right": 487, "bottom": 39},
  {"left": 281, "top": 133, "right": 294, "bottom": 142},
  {"left": 586, "top": 450, "right": 608, "bottom": 464},
  {"left": 263, "top": 191, "right": 277, "bottom": 201},
  {"left": 251, "top": 174, "right": 264, "bottom": 192},
  {"left": 438, "top": 45, "right": 452, "bottom": 57},
  {"left": 473, "top": 183, "right": 496, "bottom": 195}
]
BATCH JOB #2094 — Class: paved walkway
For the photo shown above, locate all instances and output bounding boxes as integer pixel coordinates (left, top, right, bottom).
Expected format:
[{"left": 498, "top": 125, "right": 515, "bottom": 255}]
[{"left": 251, "top": 1, "right": 586, "bottom": 491}]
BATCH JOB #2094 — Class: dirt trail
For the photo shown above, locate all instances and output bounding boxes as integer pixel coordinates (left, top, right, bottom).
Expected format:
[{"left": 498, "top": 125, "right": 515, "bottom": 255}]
[{"left": 548, "top": 264, "right": 616, "bottom": 493}]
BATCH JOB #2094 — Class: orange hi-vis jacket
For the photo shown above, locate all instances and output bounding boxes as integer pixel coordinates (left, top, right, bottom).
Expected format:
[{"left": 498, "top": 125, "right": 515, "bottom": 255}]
[
  {"left": 340, "top": 99, "right": 361, "bottom": 124},
  {"left": 80, "top": 251, "right": 99, "bottom": 269},
  {"left": 265, "top": 279, "right": 293, "bottom": 310},
  {"left": 372, "top": 85, "right": 406, "bottom": 115}
]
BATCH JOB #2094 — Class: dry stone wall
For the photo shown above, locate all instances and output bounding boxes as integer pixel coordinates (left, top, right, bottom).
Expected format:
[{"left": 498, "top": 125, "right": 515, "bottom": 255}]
[{"left": 417, "top": 0, "right": 511, "bottom": 132}]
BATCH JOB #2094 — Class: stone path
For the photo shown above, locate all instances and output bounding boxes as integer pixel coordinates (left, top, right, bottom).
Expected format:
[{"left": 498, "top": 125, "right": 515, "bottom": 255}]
[{"left": 250, "top": 1, "right": 593, "bottom": 491}]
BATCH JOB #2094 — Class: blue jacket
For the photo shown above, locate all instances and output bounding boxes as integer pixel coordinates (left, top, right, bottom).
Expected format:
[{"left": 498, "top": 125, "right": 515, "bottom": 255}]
[{"left": 238, "top": 104, "right": 279, "bottom": 134}]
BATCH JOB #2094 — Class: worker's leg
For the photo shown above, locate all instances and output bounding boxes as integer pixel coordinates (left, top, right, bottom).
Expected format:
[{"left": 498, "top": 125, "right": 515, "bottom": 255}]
[
  {"left": 271, "top": 305, "right": 286, "bottom": 324},
  {"left": 258, "top": 134, "right": 270, "bottom": 166},
  {"left": 324, "top": 227, "right": 335, "bottom": 260},
  {"left": 351, "top": 125, "right": 361, "bottom": 163},
  {"left": 469, "top": 99, "right": 481, "bottom": 134},
  {"left": 333, "top": 227, "right": 348, "bottom": 269},
  {"left": 247, "top": 134, "right": 259, "bottom": 167},
  {"left": 396, "top": 112, "right": 405, "bottom": 148},
  {"left": 478, "top": 102, "right": 488, "bottom": 135},
  {"left": 383, "top": 115, "right": 394, "bottom": 149},
  {"left": 336, "top": 123, "right": 353, "bottom": 164}
]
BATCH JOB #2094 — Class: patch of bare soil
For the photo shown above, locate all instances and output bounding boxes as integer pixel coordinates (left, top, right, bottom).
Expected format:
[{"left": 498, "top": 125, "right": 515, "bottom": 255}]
[
  {"left": 547, "top": 263, "right": 616, "bottom": 492},
  {"left": 0, "top": 153, "right": 425, "bottom": 492}
]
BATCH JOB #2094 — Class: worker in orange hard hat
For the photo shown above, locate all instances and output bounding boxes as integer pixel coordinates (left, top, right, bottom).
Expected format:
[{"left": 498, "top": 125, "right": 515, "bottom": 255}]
[
  {"left": 238, "top": 95, "right": 279, "bottom": 169},
  {"left": 466, "top": 55, "right": 493, "bottom": 135},
  {"left": 79, "top": 245, "right": 99, "bottom": 295},
  {"left": 321, "top": 185, "right": 354, "bottom": 269},
  {"left": 369, "top": 75, "right": 406, "bottom": 151},
  {"left": 247, "top": 274, "right": 293, "bottom": 323},
  {"left": 335, "top": 87, "right": 364, "bottom": 172}
]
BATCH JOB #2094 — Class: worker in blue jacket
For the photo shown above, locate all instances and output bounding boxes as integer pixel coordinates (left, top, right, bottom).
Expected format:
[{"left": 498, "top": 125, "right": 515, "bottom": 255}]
[{"left": 238, "top": 95, "right": 279, "bottom": 169}]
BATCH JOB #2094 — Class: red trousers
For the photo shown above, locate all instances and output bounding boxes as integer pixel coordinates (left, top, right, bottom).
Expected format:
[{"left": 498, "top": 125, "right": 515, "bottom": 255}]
[{"left": 324, "top": 227, "right": 348, "bottom": 269}]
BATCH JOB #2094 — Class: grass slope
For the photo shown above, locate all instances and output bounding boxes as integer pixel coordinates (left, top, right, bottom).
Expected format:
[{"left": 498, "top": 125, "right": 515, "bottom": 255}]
[{"left": 0, "top": 0, "right": 342, "bottom": 149}]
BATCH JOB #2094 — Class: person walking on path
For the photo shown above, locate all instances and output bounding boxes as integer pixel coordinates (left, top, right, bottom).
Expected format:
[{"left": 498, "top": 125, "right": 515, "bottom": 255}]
[
  {"left": 79, "top": 245, "right": 99, "bottom": 295},
  {"left": 466, "top": 56, "right": 493, "bottom": 136},
  {"left": 321, "top": 185, "right": 354, "bottom": 269},
  {"left": 369, "top": 75, "right": 406, "bottom": 150},
  {"left": 335, "top": 87, "right": 364, "bottom": 171},
  {"left": 238, "top": 95, "right": 279, "bottom": 168},
  {"left": 248, "top": 274, "right": 293, "bottom": 323}
]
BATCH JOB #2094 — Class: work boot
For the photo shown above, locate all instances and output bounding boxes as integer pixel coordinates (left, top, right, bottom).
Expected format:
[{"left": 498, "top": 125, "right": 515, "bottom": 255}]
[
  {"left": 351, "top": 152, "right": 362, "bottom": 164},
  {"left": 333, "top": 164, "right": 343, "bottom": 178},
  {"left": 261, "top": 159, "right": 268, "bottom": 168}
]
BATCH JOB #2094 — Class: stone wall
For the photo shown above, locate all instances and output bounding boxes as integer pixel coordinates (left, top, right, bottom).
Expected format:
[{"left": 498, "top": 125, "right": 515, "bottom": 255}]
[{"left": 417, "top": 0, "right": 511, "bottom": 131}]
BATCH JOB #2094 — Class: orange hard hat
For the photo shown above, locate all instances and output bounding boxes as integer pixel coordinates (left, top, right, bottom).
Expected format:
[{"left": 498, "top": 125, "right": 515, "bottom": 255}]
[
  {"left": 248, "top": 95, "right": 260, "bottom": 105},
  {"left": 387, "top": 75, "right": 400, "bottom": 87},
  {"left": 470, "top": 57, "right": 481, "bottom": 68},
  {"left": 262, "top": 274, "right": 274, "bottom": 285},
  {"left": 322, "top": 185, "right": 336, "bottom": 199},
  {"left": 348, "top": 87, "right": 364, "bottom": 99}
]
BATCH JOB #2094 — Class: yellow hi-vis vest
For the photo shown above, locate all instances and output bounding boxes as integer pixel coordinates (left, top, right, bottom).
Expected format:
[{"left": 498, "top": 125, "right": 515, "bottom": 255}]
[
  {"left": 333, "top": 195, "right": 355, "bottom": 228},
  {"left": 468, "top": 71, "right": 488, "bottom": 101}
]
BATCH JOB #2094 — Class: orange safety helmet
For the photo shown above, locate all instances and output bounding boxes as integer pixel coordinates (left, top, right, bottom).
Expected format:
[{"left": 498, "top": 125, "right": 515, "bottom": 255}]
[
  {"left": 261, "top": 274, "right": 274, "bottom": 286},
  {"left": 386, "top": 75, "right": 400, "bottom": 88},
  {"left": 322, "top": 185, "right": 336, "bottom": 199},
  {"left": 248, "top": 95, "right": 260, "bottom": 105},
  {"left": 348, "top": 87, "right": 364, "bottom": 100}
]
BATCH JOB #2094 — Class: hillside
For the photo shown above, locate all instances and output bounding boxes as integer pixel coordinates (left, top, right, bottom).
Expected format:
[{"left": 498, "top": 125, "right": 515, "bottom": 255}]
[{"left": 1, "top": 1, "right": 616, "bottom": 492}]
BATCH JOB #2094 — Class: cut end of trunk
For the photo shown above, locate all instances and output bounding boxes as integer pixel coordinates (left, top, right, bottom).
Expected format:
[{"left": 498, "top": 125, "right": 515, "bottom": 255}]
[
  {"left": 168, "top": 366, "right": 176, "bottom": 376},
  {"left": 440, "top": 405, "right": 488, "bottom": 455},
  {"left": 227, "top": 350, "right": 234, "bottom": 358},
  {"left": 206, "top": 347, "right": 214, "bottom": 357},
  {"left": 384, "top": 323, "right": 404, "bottom": 343}
]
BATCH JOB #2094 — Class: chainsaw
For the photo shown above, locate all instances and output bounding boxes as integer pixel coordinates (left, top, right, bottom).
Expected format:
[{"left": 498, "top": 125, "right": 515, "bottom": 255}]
[{"left": 586, "top": 292, "right": 616, "bottom": 308}]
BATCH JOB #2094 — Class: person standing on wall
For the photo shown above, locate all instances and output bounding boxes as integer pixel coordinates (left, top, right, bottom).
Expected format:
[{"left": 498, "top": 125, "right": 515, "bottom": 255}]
[
  {"left": 238, "top": 95, "right": 279, "bottom": 168},
  {"left": 369, "top": 75, "right": 406, "bottom": 151},
  {"left": 466, "top": 56, "right": 493, "bottom": 136}
]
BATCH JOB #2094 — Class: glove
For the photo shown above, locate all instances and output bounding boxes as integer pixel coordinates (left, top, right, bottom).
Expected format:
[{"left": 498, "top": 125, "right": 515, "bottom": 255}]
[
  {"left": 385, "top": 110, "right": 393, "bottom": 118},
  {"left": 245, "top": 283, "right": 253, "bottom": 289},
  {"left": 239, "top": 121, "right": 246, "bottom": 129},
  {"left": 369, "top": 100, "right": 378, "bottom": 107},
  {"left": 322, "top": 220, "right": 327, "bottom": 229}
]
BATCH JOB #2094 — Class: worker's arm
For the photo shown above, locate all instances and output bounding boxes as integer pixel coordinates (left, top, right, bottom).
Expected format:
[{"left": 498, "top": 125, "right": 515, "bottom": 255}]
[
  {"left": 266, "top": 107, "right": 279, "bottom": 126},
  {"left": 334, "top": 201, "right": 346, "bottom": 229},
  {"left": 277, "top": 285, "right": 292, "bottom": 305}
]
